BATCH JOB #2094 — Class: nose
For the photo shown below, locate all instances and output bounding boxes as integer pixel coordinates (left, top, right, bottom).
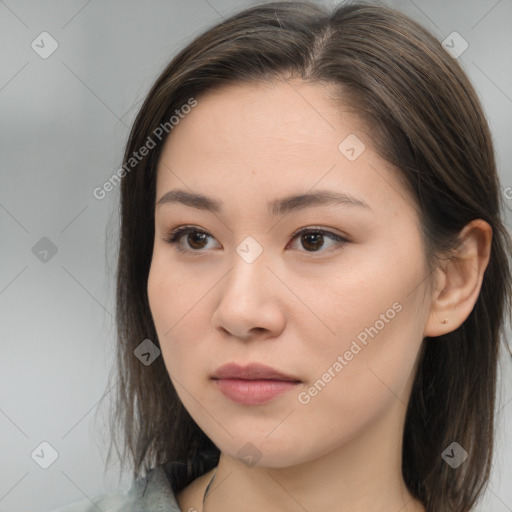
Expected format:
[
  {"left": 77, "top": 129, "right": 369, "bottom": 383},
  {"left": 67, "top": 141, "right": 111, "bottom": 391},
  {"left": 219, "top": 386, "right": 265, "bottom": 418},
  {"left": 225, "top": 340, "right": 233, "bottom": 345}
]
[{"left": 211, "top": 249, "right": 287, "bottom": 341}]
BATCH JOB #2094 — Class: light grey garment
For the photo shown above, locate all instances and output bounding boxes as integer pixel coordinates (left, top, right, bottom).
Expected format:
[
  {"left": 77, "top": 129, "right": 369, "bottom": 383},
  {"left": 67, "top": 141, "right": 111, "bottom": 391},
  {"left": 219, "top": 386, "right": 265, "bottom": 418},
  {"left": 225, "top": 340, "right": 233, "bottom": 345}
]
[{"left": 51, "top": 465, "right": 183, "bottom": 512}]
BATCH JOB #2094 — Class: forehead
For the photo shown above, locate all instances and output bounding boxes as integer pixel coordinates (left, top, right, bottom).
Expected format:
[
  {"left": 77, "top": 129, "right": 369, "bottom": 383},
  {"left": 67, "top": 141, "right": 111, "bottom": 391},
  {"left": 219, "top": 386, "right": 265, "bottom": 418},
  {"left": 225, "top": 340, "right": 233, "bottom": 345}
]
[
  {"left": 158, "top": 81, "right": 364, "bottom": 180},
  {"left": 155, "top": 80, "right": 416, "bottom": 221},
  {"left": 161, "top": 80, "right": 359, "bottom": 159}
]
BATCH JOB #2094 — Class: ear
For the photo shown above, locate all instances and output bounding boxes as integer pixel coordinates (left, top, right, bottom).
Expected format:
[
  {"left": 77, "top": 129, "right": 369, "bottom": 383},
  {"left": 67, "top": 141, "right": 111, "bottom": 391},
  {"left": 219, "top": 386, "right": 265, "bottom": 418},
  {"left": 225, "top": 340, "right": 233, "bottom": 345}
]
[{"left": 423, "top": 219, "right": 493, "bottom": 337}]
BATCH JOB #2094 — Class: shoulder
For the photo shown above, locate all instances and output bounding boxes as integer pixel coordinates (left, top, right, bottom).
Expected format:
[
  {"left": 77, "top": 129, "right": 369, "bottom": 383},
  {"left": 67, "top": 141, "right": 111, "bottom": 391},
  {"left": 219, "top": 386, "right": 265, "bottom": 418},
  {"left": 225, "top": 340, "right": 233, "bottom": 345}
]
[{"left": 50, "top": 465, "right": 181, "bottom": 512}]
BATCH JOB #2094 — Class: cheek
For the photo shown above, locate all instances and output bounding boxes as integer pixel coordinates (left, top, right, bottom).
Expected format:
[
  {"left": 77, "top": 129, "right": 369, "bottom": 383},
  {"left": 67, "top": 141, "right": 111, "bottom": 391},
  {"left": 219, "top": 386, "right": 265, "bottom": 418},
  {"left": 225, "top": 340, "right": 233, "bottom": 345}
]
[
  {"left": 297, "top": 257, "right": 409, "bottom": 360},
  {"left": 147, "top": 256, "right": 212, "bottom": 377},
  {"left": 294, "top": 251, "right": 425, "bottom": 419},
  {"left": 294, "top": 312, "right": 422, "bottom": 452}
]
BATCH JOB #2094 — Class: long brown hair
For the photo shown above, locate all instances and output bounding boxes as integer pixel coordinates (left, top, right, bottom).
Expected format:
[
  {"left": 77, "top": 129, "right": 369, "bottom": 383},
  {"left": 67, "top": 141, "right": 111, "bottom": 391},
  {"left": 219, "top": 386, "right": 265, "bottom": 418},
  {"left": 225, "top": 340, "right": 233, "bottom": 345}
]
[{"left": 101, "top": 2, "right": 512, "bottom": 510}]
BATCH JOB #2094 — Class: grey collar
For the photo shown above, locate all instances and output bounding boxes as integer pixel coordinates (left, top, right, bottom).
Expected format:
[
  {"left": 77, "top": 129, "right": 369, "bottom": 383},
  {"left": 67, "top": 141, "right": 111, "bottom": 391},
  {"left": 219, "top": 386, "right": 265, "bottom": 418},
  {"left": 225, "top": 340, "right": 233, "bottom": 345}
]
[
  {"left": 127, "top": 464, "right": 182, "bottom": 512},
  {"left": 125, "top": 451, "right": 220, "bottom": 512}
]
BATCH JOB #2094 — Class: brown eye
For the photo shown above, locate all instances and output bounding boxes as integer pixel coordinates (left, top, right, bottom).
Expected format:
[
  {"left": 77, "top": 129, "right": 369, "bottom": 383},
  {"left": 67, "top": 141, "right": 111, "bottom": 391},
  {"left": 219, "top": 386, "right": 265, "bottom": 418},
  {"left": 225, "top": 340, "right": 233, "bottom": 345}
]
[
  {"left": 300, "top": 231, "right": 325, "bottom": 251},
  {"left": 163, "top": 225, "right": 348, "bottom": 255},
  {"left": 163, "top": 226, "right": 218, "bottom": 253},
  {"left": 186, "top": 231, "right": 209, "bottom": 250},
  {"left": 288, "top": 228, "right": 348, "bottom": 253}
]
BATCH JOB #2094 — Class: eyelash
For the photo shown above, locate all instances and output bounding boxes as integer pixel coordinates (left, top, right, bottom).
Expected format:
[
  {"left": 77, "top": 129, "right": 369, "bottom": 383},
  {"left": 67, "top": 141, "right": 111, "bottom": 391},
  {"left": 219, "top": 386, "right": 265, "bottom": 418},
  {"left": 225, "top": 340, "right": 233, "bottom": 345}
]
[{"left": 162, "top": 225, "right": 348, "bottom": 255}]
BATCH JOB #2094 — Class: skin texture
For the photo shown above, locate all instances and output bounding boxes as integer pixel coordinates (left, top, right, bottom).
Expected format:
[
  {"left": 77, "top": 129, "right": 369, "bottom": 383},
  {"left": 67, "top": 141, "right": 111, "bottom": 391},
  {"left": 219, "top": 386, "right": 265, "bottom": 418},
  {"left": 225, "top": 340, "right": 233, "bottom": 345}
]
[{"left": 147, "top": 79, "right": 492, "bottom": 512}]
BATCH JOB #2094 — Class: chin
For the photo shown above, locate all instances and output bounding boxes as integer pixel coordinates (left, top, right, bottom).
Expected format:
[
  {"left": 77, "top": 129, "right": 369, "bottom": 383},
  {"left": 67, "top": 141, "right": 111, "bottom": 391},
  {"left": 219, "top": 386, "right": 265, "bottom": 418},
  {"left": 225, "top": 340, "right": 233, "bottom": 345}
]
[{"left": 213, "top": 432, "right": 312, "bottom": 469}]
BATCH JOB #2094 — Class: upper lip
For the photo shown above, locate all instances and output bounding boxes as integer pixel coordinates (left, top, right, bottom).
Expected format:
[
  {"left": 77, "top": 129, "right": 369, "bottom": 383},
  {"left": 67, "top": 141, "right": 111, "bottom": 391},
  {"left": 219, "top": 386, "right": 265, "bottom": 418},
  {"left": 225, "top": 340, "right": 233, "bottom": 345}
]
[{"left": 212, "top": 362, "right": 301, "bottom": 382}]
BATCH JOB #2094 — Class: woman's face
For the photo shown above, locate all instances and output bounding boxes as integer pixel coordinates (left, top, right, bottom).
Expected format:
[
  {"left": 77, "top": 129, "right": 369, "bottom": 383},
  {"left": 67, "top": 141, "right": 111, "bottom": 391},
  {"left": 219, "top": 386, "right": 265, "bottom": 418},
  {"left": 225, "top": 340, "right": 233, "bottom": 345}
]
[{"left": 147, "top": 80, "right": 433, "bottom": 468}]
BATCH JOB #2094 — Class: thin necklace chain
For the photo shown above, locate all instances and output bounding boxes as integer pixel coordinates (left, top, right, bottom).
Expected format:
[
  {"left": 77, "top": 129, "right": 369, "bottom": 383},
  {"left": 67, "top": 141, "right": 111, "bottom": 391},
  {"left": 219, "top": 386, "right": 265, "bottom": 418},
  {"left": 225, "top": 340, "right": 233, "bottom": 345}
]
[{"left": 202, "top": 468, "right": 217, "bottom": 511}]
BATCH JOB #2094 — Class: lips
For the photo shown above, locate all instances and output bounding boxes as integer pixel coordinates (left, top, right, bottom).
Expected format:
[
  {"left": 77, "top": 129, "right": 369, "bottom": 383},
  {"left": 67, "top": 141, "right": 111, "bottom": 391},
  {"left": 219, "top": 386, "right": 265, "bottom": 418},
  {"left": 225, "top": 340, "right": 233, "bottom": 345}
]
[
  {"left": 211, "top": 363, "right": 301, "bottom": 405},
  {"left": 211, "top": 362, "right": 300, "bottom": 382}
]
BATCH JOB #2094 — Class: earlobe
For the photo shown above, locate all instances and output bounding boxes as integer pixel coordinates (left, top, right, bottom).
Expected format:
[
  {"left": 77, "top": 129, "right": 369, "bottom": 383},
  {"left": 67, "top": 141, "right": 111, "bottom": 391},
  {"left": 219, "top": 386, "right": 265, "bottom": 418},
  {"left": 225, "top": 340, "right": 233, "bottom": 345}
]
[{"left": 423, "top": 219, "right": 492, "bottom": 338}]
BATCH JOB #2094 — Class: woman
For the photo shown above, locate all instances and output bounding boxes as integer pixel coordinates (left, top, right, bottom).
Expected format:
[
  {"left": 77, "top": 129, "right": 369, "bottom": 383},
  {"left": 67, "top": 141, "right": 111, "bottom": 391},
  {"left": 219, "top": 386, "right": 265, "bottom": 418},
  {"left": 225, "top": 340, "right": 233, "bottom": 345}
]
[{"left": 54, "top": 1, "right": 512, "bottom": 511}]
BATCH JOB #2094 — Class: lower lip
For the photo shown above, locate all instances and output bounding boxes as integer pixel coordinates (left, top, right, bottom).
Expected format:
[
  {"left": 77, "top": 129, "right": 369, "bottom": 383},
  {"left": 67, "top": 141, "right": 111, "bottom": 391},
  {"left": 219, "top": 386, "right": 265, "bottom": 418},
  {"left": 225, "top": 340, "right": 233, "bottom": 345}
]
[{"left": 213, "top": 378, "right": 299, "bottom": 405}]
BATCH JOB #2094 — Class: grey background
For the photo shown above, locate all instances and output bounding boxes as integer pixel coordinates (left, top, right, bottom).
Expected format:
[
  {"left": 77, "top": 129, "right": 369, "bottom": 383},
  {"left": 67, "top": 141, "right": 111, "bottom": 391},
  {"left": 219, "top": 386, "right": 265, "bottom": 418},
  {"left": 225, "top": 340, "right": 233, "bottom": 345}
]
[{"left": 0, "top": 0, "right": 511, "bottom": 511}]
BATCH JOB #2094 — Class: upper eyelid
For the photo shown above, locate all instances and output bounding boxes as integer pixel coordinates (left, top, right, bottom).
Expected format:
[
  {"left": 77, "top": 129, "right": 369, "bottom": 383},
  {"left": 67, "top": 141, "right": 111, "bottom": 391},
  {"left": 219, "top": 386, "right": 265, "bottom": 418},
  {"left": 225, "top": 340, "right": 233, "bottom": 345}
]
[
  {"left": 165, "top": 225, "right": 348, "bottom": 248},
  {"left": 168, "top": 225, "right": 346, "bottom": 238}
]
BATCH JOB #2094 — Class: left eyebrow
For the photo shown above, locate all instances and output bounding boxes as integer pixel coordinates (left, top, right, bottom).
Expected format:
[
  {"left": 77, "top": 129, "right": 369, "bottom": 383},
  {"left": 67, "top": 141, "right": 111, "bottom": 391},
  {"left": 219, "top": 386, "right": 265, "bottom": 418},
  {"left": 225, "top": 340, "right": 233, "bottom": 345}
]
[
  {"left": 269, "top": 190, "right": 372, "bottom": 216},
  {"left": 155, "top": 189, "right": 372, "bottom": 216}
]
